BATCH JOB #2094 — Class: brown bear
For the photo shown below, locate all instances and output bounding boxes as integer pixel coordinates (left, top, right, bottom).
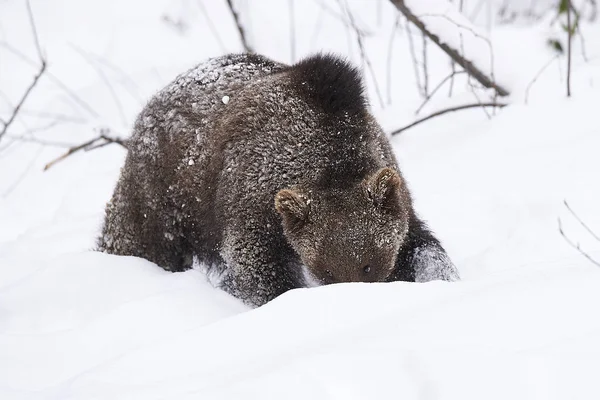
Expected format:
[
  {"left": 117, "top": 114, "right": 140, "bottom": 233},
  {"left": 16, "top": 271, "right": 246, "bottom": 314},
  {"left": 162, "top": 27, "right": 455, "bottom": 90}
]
[{"left": 98, "top": 53, "right": 459, "bottom": 307}]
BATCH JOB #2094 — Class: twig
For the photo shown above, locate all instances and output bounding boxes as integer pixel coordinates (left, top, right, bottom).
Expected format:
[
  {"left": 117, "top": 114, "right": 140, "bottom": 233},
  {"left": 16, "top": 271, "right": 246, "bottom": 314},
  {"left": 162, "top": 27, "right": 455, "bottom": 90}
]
[
  {"left": 558, "top": 218, "right": 600, "bottom": 267},
  {"left": 567, "top": 0, "right": 572, "bottom": 97},
  {"left": 43, "top": 132, "right": 127, "bottom": 171},
  {"left": 0, "top": 61, "right": 46, "bottom": 142},
  {"left": 70, "top": 44, "right": 128, "bottom": 127},
  {"left": 390, "top": 102, "right": 507, "bottom": 136},
  {"left": 564, "top": 200, "right": 600, "bottom": 242},
  {"left": 416, "top": 70, "right": 466, "bottom": 115},
  {"left": 225, "top": 0, "right": 253, "bottom": 53},
  {"left": 195, "top": 0, "right": 226, "bottom": 53},
  {"left": 524, "top": 55, "right": 560, "bottom": 104},
  {"left": 421, "top": 32, "right": 429, "bottom": 97},
  {"left": 0, "top": 42, "right": 99, "bottom": 118},
  {"left": 449, "top": 60, "right": 456, "bottom": 97},
  {"left": 386, "top": 15, "right": 402, "bottom": 105},
  {"left": 338, "top": 0, "right": 385, "bottom": 108},
  {"left": 0, "top": 0, "right": 47, "bottom": 143},
  {"left": 389, "top": 0, "right": 510, "bottom": 97},
  {"left": 405, "top": 22, "right": 425, "bottom": 97},
  {"left": 289, "top": 0, "right": 296, "bottom": 62}
]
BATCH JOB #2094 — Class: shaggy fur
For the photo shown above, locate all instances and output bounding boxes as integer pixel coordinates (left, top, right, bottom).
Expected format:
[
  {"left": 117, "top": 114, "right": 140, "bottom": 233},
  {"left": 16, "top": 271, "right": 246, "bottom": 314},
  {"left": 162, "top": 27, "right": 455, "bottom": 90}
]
[{"left": 98, "top": 53, "right": 459, "bottom": 307}]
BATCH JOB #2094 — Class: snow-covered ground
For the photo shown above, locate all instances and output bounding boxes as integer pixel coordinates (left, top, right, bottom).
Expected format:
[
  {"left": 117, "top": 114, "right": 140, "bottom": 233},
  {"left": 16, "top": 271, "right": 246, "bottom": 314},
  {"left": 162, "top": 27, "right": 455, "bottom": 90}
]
[{"left": 1, "top": 0, "right": 600, "bottom": 398}]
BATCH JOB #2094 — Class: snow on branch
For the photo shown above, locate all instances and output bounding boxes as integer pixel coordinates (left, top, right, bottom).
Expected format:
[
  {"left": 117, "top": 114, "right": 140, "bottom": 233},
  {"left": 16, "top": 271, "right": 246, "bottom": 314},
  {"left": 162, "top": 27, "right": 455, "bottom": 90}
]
[{"left": 389, "top": 0, "right": 510, "bottom": 97}]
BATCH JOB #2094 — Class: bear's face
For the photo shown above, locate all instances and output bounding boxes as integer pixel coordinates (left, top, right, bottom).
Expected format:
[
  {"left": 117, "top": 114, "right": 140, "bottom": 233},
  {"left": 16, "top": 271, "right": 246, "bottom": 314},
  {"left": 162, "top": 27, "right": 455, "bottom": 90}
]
[{"left": 275, "top": 168, "right": 410, "bottom": 285}]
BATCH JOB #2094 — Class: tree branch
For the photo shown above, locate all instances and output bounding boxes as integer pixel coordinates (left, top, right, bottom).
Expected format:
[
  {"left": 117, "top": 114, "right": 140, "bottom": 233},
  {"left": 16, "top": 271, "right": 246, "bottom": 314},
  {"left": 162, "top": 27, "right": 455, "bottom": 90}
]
[
  {"left": 558, "top": 218, "right": 600, "bottom": 267},
  {"left": 388, "top": 0, "right": 510, "bottom": 97},
  {"left": 43, "top": 131, "right": 127, "bottom": 171},
  {"left": 0, "top": 0, "right": 47, "bottom": 143},
  {"left": 566, "top": 0, "right": 573, "bottom": 97},
  {"left": 390, "top": 102, "right": 507, "bottom": 136},
  {"left": 225, "top": 0, "right": 253, "bottom": 53}
]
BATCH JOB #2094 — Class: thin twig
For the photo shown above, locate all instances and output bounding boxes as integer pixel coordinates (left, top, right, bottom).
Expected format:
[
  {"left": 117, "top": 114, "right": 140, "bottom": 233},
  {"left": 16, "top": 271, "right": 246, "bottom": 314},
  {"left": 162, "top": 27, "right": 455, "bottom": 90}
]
[
  {"left": 289, "top": 0, "right": 296, "bottom": 62},
  {"left": 43, "top": 132, "right": 127, "bottom": 171},
  {"left": 0, "top": 42, "right": 99, "bottom": 118},
  {"left": 196, "top": 0, "right": 227, "bottom": 53},
  {"left": 564, "top": 200, "right": 600, "bottom": 242},
  {"left": 225, "top": 0, "right": 253, "bottom": 53},
  {"left": 416, "top": 70, "right": 466, "bottom": 115},
  {"left": 558, "top": 218, "right": 600, "bottom": 267},
  {"left": 386, "top": 15, "right": 402, "bottom": 105},
  {"left": 405, "top": 21, "right": 425, "bottom": 97},
  {"left": 389, "top": 0, "right": 510, "bottom": 97},
  {"left": 421, "top": 32, "right": 429, "bottom": 97},
  {"left": 0, "top": 0, "right": 47, "bottom": 142},
  {"left": 567, "top": 0, "right": 572, "bottom": 97},
  {"left": 524, "top": 55, "right": 560, "bottom": 104},
  {"left": 390, "top": 102, "right": 507, "bottom": 136},
  {"left": 70, "top": 44, "right": 128, "bottom": 127},
  {"left": 0, "top": 62, "right": 46, "bottom": 142},
  {"left": 338, "top": 0, "right": 385, "bottom": 108}
]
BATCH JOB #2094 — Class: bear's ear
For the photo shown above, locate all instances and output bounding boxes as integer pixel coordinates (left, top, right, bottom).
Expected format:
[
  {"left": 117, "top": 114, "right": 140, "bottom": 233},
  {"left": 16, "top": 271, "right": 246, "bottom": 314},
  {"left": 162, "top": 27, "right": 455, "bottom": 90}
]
[
  {"left": 275, "top": 189, "right": 310, "bottom": 228},
  {"left": 366, "top": 167, "right": 403, "bottom": 214}
]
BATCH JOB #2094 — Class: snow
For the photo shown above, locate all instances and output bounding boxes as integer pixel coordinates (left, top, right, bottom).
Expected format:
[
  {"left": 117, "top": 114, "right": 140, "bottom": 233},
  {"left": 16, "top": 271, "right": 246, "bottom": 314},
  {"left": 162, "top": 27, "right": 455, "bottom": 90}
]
[{"left": 2, "top": 0, "right": 600, "bottom": 399}]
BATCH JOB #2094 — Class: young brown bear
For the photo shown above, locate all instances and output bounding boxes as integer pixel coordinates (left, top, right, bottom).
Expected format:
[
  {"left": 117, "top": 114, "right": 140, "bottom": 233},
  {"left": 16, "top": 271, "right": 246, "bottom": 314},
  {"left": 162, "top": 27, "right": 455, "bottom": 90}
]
[{"left": 98, "top": 53, "right": 459, "bottom": 307}]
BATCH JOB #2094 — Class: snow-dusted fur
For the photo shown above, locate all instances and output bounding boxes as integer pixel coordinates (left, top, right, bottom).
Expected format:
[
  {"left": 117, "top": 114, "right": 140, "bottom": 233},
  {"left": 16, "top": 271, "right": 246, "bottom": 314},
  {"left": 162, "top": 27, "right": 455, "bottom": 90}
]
[{"left": 98, "top": 53, "right": 458, "bottom": 307}]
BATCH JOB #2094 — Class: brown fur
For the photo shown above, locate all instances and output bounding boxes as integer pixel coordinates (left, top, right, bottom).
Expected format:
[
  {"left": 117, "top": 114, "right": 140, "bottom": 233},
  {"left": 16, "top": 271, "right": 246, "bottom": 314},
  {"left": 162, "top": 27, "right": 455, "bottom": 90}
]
[{"left": 98, "top": 53, "right": 459, "bottom": 307}]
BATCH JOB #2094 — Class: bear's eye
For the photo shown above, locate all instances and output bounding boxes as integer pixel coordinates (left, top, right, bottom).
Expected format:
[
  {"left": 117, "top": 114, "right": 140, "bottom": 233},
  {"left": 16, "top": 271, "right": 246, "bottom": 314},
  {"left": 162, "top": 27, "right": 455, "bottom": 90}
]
[
  {"left": 325, "top": 269, "right": 333, "bottom": 278},
  {"left": 363, "top": 265, "right": 371, "bottom": 274}
]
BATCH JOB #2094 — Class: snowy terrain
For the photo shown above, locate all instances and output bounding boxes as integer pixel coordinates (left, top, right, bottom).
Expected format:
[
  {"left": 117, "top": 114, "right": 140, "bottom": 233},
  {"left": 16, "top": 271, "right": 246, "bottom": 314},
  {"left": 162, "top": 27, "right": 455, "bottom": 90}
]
[{"left": 1, "top": 0, "right": 600, "bottom": 398}]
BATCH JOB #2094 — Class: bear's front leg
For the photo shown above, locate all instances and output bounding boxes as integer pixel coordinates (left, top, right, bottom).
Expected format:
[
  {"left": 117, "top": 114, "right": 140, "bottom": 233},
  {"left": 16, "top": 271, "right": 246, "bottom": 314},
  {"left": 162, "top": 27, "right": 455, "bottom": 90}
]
[
  {"left": 389, "top": 213, "right": 460, "bottom": 283},
  {"left": 219, "top": 228, "right": 301, "bottom": 307}
]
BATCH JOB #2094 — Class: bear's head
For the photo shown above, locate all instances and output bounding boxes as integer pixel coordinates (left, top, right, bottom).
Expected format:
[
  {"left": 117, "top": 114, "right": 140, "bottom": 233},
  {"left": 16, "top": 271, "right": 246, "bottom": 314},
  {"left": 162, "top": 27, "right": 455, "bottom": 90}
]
[{"left": 275, "top": 167, "right": 410, "bottom": 285}]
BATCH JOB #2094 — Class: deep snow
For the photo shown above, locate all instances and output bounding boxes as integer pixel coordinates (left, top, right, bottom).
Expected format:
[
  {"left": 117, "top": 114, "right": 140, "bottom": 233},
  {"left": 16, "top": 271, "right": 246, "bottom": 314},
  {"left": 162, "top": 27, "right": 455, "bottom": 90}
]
[{"left": 1, "top": 0, "right": 600, "bottom": 399}]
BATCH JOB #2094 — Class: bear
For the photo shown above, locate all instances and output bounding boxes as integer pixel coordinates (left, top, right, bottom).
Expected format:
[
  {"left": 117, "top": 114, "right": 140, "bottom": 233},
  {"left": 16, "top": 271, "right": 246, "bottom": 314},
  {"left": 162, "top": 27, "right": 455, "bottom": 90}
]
[{"left": 98, "top": 53, "right": 459, "bottom": 307}]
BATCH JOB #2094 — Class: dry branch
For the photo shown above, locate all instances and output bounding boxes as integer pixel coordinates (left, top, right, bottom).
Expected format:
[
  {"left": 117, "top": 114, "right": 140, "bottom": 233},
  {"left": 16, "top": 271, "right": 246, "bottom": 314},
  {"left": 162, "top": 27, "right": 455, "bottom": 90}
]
[
  {"left": 558, "top": 218, "right": 600, "bottom": 267},
  {"left": 44, "top": 131, "right": 127, "bottom": 171},
  {"left": 226, "top": 0, "right": 253, "bottom": 53},
  {"left": 566, "top": 0, "right": 573, "bottom": 97},
  {"left": 338, "top": 0, "right": 385, "bottom": 108},
  {"left": 0, "top": 0, "right": 47, "bottom": 143},
  {"left": 389, "top": 0, "right": 510, "bottom": 97},
  {"left": 390, "top": 102, "right": 507, "bottom": 136},
  {"left": 416, "top": 70, "right": 466, "bottom": 114}
]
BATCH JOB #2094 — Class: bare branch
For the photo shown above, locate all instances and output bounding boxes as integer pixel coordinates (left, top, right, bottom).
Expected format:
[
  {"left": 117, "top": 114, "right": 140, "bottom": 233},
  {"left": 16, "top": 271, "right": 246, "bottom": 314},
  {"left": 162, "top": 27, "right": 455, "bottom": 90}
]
[
  {"left": 196, "top": 0, "right": 227, "bottom": 53},
  {"left": 0, "top": 0, "right": 47, "bottom": 143},
  {"left": 43, "top": 131, "right": 128, "bottom": 171},
  {"left": 225, "top": 0, "right": 253, "bottom": 53},
  {"left": 289, "top": 0, "right": 296, "bottom": 62},
  {"left": 389, "top": 0, "right": 510, "bottom": 97},
  {"left": 0, "top": 42, "right": 99, "bottom": 118},
  {"left": 416, "top": 70, "right": 466, "bottom": 115},
  {"left": 26, "top": 0, "right": 43, "bottom": 60},
  {"left": 338, "top": 0, "right": 385, "bottom": 109},
  {"left": 70, "top": 44, "right": 128, "bottom": 126},
  {"left": 524, "top": 55, "right": 560, "bottom": 104},
  {"left": 386, "top": 15, "right": 402, "bottom": 105},
  {"left": 558, "top": 218, "right": 600, "bottom": 267},
  {"left": 0, "top": 61, "right": 46, "bottom": 142},
  {"left": 564, "top": 200, "right": 600, "bottom": 242},
  {"left": 405, "top": 22, "right": 425, "bottom": 97},
  {"left": 421, "top": 32, "right": 429, "bottom": 97},
  {"left": 567, "top": 0, "right": 573, "bottom": 97},
  {"left": 390, "top": 102, "right": 507, "bottom": 136}
]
